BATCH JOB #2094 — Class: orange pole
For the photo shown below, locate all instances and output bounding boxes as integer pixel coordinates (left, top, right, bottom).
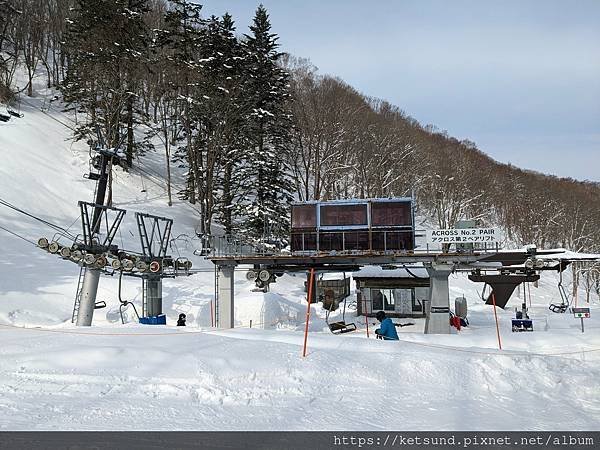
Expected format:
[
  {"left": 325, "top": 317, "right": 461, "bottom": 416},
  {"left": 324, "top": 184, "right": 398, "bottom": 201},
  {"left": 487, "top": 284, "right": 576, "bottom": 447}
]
[
  {"left": 362, "top": 292, "right": 370, "bottom": 338},
  {"left": 302, "top": 268, "right": 315, "bottom": 357},
  {"left": 491, "top": 292, "right": 502, "bottom": 350}
]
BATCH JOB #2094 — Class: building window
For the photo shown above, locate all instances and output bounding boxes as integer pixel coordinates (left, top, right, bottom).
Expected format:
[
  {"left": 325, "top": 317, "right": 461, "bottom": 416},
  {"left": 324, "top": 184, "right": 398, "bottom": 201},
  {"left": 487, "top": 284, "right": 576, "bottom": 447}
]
[
  {"left": 291, "top": 204, "right": 317, "bottom": 228},
  {"left": 371, "top": 288, "right": 395, "bottom": 311},
  {"left": 371, "top": 201, "right": 411, "bottom": 226},
  {"left": 320, "top": 204, "right": 368, "bottom": 227},
  {"left": 368, "top": 287, "right": 422, "bottom": 314}
]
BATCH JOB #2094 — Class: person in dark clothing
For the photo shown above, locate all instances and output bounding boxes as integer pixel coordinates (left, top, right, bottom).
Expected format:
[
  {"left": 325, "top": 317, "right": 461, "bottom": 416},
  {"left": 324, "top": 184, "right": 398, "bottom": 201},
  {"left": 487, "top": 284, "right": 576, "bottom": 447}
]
[
  {"left": 177, "top": 313, "right": 186, "bottom": 326},
  {"left": 374, "top": 311, "right": 399, "bottom": 340}
]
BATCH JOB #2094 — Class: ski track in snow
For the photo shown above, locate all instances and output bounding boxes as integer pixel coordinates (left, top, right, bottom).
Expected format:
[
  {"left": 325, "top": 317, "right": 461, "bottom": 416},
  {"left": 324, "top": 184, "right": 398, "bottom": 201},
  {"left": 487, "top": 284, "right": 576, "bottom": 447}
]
[{"left": 1, "top": 76, "right": 600, "bottom": 431}]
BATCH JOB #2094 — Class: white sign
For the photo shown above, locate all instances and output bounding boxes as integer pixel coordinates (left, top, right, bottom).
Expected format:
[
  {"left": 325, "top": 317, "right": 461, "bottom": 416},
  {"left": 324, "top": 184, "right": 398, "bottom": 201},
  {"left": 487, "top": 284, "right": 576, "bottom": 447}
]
[
  {"left": 572, "top": 307, "right": 590, "bottom": 319},
  {"left": 426, "top": 228, "right": 500, "bottom": 244}
]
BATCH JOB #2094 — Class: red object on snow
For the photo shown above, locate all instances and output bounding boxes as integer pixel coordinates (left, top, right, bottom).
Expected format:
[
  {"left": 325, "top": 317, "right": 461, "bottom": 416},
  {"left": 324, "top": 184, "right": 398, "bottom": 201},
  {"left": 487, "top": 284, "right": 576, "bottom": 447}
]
[{"left": 451, "top": 315, "right": 462, "bottom": 331}]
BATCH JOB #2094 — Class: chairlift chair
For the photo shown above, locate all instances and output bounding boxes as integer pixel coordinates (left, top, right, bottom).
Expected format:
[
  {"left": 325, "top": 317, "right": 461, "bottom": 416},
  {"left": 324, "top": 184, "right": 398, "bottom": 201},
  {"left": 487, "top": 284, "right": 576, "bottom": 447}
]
[
  {"left": 116, "top": 271, "right": 140, "bottom": 324},
  {"left": 323, "top": 290, "right": 357, "bottom": 334},
  {"left": 549, "top": 269, "right": 570, "bottom": 313}
]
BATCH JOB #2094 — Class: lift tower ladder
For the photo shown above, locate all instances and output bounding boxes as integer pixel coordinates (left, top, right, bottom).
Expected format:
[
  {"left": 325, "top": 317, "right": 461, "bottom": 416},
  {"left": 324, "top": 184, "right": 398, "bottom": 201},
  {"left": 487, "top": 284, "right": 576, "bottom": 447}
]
[
  {"left": 141, "top": 278, "right": 148, "bottom": 317},
  {"left": 71, "top": 266, "right": 87, "bottom": 323}
]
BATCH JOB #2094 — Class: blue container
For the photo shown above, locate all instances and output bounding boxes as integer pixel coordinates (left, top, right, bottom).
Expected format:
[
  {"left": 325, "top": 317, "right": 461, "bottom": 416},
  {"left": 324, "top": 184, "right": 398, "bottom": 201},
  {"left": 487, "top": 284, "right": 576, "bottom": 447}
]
[{"left": 139, "top": 314, "right": 166, "bottom": 325}]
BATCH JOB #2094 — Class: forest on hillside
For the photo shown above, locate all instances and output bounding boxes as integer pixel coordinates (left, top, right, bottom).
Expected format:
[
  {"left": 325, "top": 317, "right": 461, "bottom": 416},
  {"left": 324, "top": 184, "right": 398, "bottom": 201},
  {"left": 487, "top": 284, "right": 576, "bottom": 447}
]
[{"left": 1, "top": 0, "right": 599, "bottom": 255}]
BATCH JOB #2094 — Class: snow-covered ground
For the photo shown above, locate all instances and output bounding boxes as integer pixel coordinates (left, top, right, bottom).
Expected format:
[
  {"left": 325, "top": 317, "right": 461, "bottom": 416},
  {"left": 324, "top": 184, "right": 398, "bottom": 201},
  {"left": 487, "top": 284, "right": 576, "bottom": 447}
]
[{"left": 1, "top": 85, "right": 599, "bottom": 431}]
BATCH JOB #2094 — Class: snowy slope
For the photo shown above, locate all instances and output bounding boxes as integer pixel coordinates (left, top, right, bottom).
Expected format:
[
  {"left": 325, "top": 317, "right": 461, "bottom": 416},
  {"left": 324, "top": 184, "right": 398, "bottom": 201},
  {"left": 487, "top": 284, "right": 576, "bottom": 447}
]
[{"left": 1, "top": 84, "right": 600, "bottom": 431}]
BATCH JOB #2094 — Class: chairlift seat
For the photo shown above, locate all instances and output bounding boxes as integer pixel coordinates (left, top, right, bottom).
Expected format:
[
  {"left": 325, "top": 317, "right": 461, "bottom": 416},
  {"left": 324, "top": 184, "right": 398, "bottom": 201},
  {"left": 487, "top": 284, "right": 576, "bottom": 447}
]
[
  {"left": 0, "top": 113, "right": 10, "bottom": 122},
  {"left": 328, "top": 321, "right": 357, "bottom": 334},
  {"left": 549, "top": 303, "right": 568, "bottom": 313},
  {"left": 85, "top": 172, "right": 101, "bottom": 181}
]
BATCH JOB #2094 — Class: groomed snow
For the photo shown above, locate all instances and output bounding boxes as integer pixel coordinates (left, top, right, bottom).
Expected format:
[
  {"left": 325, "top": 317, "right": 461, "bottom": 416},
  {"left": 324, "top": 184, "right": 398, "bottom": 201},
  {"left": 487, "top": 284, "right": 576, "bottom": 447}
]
[{"left": 1, "top": 83, "right": 599, "bottom": 431}]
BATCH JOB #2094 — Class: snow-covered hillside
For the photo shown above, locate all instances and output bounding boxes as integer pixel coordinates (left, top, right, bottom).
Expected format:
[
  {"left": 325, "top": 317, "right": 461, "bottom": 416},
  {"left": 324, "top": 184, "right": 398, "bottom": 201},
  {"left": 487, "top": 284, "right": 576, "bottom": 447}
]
[{"left": 1, "top": 87, "right": 600, "bottom": 431}]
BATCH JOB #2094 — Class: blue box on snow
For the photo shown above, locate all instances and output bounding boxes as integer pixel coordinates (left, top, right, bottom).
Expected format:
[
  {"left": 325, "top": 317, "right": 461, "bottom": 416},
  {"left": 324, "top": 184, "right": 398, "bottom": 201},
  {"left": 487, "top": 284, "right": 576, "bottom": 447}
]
[{"left": 139, "top": 314, "right": 166, "bottom": 325}]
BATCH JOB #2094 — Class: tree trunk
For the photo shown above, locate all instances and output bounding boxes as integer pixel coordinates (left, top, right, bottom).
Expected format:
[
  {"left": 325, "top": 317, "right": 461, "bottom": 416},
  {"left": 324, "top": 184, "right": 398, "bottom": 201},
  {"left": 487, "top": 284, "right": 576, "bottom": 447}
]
[
  {"left": 126, "top": 93, "right": 134, "bottom": 168},
  {"left": 163, "top": 127, "right": 172, "bottom": 207},
  {"left": 222, "top": 161, "right": 233, "bottom": 234},
  {"left": 106, "top": 159, "right": 113, "bottom": 207}
]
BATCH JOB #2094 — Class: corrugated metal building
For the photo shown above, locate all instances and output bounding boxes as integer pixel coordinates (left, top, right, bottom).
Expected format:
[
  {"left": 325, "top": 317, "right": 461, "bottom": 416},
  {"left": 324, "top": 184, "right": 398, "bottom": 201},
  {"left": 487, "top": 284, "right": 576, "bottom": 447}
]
[{"left": 290, "top": 198, "right": 415, "bottom": 254}]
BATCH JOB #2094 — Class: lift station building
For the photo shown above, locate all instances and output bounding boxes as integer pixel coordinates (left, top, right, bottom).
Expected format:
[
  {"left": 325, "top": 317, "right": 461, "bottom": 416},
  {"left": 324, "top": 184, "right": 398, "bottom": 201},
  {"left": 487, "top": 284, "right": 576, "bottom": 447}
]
[{"left": 354, "top": 265, "right": 429, "bottom": 319}]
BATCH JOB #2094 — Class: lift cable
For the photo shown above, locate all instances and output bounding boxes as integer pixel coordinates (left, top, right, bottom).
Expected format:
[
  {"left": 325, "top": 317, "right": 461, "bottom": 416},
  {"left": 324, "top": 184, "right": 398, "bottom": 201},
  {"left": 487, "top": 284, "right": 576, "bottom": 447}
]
[
  {"left": 0, "top": 197, "right": 78, "bottom": 240},
  {"left": 0, "top": 224, "right": 38, "bottom": 246},
  {"left": 402, "top": 264, "right": 428, "bottom": 279}
]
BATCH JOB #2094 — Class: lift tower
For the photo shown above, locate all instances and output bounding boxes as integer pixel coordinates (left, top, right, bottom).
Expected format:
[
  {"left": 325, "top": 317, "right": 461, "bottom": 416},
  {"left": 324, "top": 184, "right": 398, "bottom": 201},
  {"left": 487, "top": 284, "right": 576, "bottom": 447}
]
[
  {"left": 135, "top": 212, "right": 173, "bottom": 319},
  {"left": 76, "top": 130, "right": 125, "bottom": 326}
]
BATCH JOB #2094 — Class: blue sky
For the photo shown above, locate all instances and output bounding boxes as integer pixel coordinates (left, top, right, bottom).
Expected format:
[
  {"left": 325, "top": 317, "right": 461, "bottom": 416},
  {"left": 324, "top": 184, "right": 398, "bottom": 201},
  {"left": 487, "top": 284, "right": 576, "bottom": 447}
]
[{"left": 198, "top": 0, "right": 600, "bottom": 182}]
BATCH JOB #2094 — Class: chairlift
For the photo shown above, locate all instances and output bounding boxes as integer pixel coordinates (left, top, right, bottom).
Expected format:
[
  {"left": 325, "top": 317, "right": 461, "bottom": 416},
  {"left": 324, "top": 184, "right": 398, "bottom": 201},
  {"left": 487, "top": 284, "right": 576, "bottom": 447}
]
[
  {"left": 94, "top": 301, "right": 107, "bottom": 309},
  {"left": 323, "top": 287, "right": 357, "bottom": 335},
  {"left": 84, "top": 172, "right": 101, "bottom": 181},
  {"left": 549, "top": 264, "right": 570, "bottom": 313},
  {"left": 83, "top": 150, "right": 102, "bottom": 180},
  {"left": 116, "top": 271, "right": 140, "bottom": 323},
  {"left": 0, "top": 113, "right": 10, "bottom": 122}
]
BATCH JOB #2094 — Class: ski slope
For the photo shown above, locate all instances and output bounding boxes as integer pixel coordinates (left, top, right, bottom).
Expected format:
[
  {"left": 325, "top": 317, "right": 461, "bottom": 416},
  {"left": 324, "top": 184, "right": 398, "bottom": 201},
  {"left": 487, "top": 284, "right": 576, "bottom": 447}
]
[{"left": 1, "top": 84, "right": 600, "bottom": 431}]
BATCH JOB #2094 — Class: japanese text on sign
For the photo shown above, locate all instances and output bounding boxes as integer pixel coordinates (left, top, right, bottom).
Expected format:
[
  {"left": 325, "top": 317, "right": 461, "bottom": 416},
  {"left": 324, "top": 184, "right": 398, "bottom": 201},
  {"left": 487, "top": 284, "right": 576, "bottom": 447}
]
[{"left": 426, "top": 228, "right": 500, "bottom": 244}]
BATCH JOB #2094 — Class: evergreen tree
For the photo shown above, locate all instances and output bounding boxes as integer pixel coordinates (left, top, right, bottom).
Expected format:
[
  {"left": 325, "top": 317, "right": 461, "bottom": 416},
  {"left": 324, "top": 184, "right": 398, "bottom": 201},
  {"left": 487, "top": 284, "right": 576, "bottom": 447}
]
[
  {"left": 237, "top": 5, "right": 293, "bottom": 244},
  {"left": 208, "top": 13, "right": 252, "bottom": 236}
]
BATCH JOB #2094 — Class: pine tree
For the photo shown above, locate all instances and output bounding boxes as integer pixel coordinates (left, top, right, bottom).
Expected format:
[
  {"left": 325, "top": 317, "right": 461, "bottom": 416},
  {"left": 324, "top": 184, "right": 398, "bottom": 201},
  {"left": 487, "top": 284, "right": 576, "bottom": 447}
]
[
  {"left": 208, "top": 13, "right": 252, "bottom": 236},
  {"left": 237, "top": 5, "right": 293, "bottom": 245}
]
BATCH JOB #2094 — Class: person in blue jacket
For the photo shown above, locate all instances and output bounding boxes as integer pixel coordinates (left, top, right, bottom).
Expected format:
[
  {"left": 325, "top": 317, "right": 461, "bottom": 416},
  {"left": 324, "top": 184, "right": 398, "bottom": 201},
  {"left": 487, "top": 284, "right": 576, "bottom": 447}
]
[{"left": 374, "top": 311, "right": 399, "bottom": 340}]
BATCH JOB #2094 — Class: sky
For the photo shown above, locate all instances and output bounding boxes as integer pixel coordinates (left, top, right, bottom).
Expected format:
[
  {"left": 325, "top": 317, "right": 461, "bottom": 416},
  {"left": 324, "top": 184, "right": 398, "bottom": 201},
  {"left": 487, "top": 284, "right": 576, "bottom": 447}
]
[{"left": 198, "top": 0, "right": 600, "bottom": 182}]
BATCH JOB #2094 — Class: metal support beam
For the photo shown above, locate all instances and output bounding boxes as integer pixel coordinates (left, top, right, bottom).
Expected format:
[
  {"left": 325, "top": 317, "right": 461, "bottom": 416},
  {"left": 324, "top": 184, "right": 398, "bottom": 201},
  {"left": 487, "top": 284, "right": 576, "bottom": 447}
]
[
  {"left": 76, "top": 268, "right": 101, "bottom": 326},
  {"left": 146, "top": 277, "right": 162, "bottom": 317},
  {"left": 424, "top": 263, "right": 453, "bottom": 334},
  {"left": 217, "top": 264, "right": 235, "bottom": 328},
  {"left": 468, "top": 273, "right": 540, "bottom": 309}
]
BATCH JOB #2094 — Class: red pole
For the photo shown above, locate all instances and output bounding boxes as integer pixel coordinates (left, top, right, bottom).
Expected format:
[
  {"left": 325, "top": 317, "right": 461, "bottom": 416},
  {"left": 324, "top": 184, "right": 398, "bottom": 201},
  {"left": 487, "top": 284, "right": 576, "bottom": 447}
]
[
  {"left": 302, "top": 268, "right": 315, "bottom": 357},
  {"left": 491, "top": 292, "right": 502, "bottom": 350},
  {"left": 210, "top": 300, "right": 214, "bottom": 327}
]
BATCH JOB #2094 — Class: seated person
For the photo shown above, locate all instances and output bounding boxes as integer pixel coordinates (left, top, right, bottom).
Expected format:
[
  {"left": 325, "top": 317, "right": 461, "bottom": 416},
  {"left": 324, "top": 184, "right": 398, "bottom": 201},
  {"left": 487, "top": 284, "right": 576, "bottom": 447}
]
[{"left": 374, "top": 310, "right": 399, "bottom": 340}]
